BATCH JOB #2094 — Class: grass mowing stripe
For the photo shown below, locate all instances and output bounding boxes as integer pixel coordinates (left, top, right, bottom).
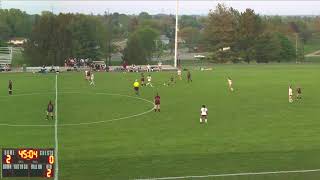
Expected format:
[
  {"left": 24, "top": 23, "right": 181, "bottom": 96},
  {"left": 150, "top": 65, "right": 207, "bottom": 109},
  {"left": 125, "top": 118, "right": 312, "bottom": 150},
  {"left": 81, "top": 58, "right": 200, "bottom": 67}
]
[
  {"left": 54, "top": 74, "right": 59, "bottom": 180},
  {"left": 0, "top": 92, "right": 154, "bottom": 127},
  {"left": 135, "top": 169, "right": 320, "bottom": 180}
]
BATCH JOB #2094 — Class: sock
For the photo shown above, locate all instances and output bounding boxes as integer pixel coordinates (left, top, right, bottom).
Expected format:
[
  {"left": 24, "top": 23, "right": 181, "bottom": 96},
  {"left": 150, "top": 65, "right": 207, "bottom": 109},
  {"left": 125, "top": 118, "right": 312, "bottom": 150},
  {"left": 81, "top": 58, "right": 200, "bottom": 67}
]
[
  {"left": 205, "top": 119, "right": 207, "bottom": 123},
  {"left": 158, "top": 109, "right": 160, "bottom": 112},
  {"left": 200, "top": 118, "right": 202, "bottom": 123}
]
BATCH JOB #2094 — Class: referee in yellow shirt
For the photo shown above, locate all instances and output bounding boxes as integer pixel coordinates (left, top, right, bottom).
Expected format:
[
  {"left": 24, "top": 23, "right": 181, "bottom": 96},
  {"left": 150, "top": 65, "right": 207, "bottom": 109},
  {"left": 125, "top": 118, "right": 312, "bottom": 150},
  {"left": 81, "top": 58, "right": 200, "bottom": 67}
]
[{"left": 133, "top": 79, "right": 140, "bottom": 95}]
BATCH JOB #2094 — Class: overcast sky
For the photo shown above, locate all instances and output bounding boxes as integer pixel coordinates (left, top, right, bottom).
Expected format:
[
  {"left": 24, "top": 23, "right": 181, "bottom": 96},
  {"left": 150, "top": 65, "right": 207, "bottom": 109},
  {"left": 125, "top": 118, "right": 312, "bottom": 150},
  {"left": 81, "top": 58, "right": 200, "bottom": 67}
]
[{"left": 2, "top": 1, "right": 320, "bottom": 16}]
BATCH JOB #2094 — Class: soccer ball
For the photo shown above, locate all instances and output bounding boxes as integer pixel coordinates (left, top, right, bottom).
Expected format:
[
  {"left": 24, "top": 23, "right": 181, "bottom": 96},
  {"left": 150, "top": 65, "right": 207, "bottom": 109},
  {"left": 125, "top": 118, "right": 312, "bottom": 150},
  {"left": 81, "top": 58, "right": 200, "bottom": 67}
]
[{"left": 231, "top": 88, "right": 234, "bottom": 91}]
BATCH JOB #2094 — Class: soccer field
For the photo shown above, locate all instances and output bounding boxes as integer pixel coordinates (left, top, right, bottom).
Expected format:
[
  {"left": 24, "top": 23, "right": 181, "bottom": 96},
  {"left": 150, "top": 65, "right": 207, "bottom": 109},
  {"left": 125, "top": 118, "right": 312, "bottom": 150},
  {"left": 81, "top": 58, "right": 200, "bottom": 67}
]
[{"left": 1, "top": 64, "right": 320, "bottom": 180}]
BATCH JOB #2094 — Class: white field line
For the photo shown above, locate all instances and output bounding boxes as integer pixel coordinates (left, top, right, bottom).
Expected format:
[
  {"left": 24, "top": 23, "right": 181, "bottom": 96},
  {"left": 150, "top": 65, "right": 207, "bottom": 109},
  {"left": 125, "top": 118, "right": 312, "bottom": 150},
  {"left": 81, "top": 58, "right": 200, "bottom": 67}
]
[
  {"left": 134, "top": 169, "right": 320, "bottom": 180},
  {"left": 0, "top": 92, "right": 154, "bottom": 127},
  {"left": 54, "top": 74, "right": 59, "bottom": 180}
]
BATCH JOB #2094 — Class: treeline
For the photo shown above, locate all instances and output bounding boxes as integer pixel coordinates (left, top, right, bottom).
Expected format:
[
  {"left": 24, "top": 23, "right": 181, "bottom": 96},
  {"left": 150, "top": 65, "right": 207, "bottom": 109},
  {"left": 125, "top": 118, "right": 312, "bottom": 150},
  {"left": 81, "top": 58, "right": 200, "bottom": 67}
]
[
  {"left": 203, "top": 4, "right": 318, "bottom": 63},
  {"left": 0, "top": 9, "right": 34, "bottom": 46},
  {"left": 1, "top": 5, "right": 320, "bottom": 65}
]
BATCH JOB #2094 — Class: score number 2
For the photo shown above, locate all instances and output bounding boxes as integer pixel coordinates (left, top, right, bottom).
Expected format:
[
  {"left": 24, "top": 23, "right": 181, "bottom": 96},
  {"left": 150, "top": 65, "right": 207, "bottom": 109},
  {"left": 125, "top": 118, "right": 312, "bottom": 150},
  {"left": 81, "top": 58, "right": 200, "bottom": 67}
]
[
  {"left": 5, "top": 155, "right": 11, "bottom": 164},
  {"left": 46, "top": 155, "right": 55, "bottom": 178},
  {"left": 46, "top": 169, "right": 52, "bottom": 178}
]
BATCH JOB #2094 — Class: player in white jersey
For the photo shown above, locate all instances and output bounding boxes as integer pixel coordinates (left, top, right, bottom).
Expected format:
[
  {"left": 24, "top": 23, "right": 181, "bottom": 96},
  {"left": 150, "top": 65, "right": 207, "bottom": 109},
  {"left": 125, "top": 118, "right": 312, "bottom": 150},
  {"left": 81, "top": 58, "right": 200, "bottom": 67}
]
[
  {"left": 147, "top": 64, "right": 151, "bottom": 72},
  {"left": 90, "top": 73, "right": 95, "bottom": 86},
  {"left": 177, "top": 68, "right": 182, "bottom": 80},
  {"left": 146, "top": 75, "right": 153, "bottom": 87},
  {"left": 227, "top": 77, "right": 234, "bottom": 92},
  {"left": 200, "top": 105, "right": 208, "bottom": 124},
  {"left": 288, "top": 85, "right": 293, "bottom": 103},
  {"left": 158, "top": 61, "right": 162, "bottom": 72},
  {"left": 85, "top": 70, "right": 89, "bottom": 80}
]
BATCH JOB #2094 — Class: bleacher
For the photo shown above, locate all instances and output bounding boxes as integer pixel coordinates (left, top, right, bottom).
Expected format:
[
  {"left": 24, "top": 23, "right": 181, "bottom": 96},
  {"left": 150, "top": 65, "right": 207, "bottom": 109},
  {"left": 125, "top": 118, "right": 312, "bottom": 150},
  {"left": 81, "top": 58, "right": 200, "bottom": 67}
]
[{"left": 0, "top": 47, "right": 13, "bottom": 65}]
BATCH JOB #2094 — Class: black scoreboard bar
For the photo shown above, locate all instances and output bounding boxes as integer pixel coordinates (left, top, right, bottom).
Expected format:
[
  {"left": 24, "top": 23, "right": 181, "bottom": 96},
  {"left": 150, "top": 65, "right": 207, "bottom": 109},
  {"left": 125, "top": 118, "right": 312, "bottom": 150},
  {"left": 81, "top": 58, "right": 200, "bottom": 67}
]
[{"left": 2, "top": 148, "right": 55, "bottom": 178}]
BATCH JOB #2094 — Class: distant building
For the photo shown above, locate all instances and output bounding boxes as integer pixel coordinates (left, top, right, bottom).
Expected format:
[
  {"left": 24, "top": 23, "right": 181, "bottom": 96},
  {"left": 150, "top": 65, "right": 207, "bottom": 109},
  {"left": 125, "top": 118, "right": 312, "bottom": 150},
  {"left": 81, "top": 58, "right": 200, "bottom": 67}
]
[
  {"left": 7, "top": 38, "right": 27, "bottom": 46},
  {"left": 114, "top": 39, "right": 127, "bottom": 51},
  {"left": 159, "top": 35, "right": 185, "bottom": 45}
]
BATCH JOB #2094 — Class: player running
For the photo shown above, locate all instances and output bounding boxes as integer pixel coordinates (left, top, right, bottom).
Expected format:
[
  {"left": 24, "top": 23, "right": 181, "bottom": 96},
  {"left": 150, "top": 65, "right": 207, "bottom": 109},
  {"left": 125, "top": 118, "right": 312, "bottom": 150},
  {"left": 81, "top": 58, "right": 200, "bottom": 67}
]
[
  {"left": 140, "top": 73, "right": 145, "bottom": 86},
  {"left": 163, "top": 75, "right": 175, "bottom": 86},
  {"left": 154, "top": 93, "right": 161, "bottom": 112},
  {"left": 200, "top": 105, "right": 208, "bottom": 124},
  {"left": 146, "top": 75, "right": 153, "bottom": 87},
  {"left": 147, "top": 64, "right": 151, "bottom": 72},
  {"left": 177, "top": 68, "right": 182, "bottom": 80},
  {"left": 296, "top": 86, "right": 302, "bottom": 100},
  {"left": 158, "top": 61, "right": 162, "bottom": 72},
  {"left": 8, "top": 80, "right": 13, "bottom": 95},
  {"left": 85, "top": 70, "right": 90, "bottom": 81},
  {"left": 227, "top": 77, "right": 234, "bottom": 92},
  {"left": 46, "top": 100, "right": 54, "bottom": 120},
  {"left": 288, "top": 85, "right": 293, "bottom": 103},
  {"left": 89, "top": 72, "right": 95, "bottom": 86},
  {"left": 133, "top": 80, "right": 140, "bottom": 95},
  {"left": 187, "top": 70, "right": 192, "bottom": 83}
]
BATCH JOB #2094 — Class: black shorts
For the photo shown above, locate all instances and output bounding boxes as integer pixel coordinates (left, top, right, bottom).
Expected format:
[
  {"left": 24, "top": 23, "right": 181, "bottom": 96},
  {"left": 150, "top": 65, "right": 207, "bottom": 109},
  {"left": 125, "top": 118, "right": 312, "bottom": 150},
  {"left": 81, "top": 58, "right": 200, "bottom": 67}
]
[{"left": 134, "top": 87, "right": 139, "bottom": 91}]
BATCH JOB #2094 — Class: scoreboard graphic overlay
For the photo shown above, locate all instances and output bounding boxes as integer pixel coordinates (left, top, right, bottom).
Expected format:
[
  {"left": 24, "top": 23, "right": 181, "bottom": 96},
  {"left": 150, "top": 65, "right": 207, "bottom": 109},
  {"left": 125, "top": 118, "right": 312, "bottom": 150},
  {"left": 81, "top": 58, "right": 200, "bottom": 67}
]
[{"left": 2, "top": 148, "right": 55, "bottom": 178}]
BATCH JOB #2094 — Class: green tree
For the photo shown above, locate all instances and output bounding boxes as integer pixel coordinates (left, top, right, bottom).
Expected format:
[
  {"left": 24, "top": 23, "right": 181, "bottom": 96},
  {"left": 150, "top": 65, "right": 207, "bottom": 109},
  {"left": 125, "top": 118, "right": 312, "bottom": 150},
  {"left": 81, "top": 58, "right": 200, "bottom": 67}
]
[
  {"left": 180, "top": 15, "right": 202, "bottom": 29},
  {"left": 122, "top": 33, "right": 147, "bottom": 65},
  {"left": 277, "top": 33, "right": 296, "bottom": 62},
  {"left": 255, "top": 33, "right": 281, "bottom": 63},
  {"left": 24, "top": 13, "right": 106, "bottom": 66},
  {"left": 0, "top": 9, "right": 33, "bottom": 39},
  {"left": 138, "top": 12, "right": 152, "bottom": 21},
  {"left": 204, "top": 3, "right": 238, "bottom": 62},
  {"left": 123, "top": 27, "right": 159, "bottom": 64},
  {"left": 179, "top": 27, "right": 201, "bottom": 52},
  {"left": 236, "top": 8, "right": 263, "bottom": 63}
]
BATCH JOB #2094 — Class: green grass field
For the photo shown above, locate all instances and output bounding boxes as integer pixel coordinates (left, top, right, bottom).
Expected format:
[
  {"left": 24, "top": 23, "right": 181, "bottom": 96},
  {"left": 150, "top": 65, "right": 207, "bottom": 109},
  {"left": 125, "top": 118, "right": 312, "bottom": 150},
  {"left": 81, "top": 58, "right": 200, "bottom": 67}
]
[
  {"left": 304, "top": 33, "right": 320, "bottom": 55},
  {"left": 1, "top": 64, "right": 320, "bottom": 180}
]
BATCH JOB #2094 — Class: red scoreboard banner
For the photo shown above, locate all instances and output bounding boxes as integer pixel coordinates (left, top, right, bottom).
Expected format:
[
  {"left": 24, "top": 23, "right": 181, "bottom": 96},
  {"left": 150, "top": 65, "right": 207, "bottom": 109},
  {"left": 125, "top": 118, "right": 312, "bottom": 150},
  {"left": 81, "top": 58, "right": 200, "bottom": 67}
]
[{"left": 2, "top": 148, "right": 55, "bottom": 178}]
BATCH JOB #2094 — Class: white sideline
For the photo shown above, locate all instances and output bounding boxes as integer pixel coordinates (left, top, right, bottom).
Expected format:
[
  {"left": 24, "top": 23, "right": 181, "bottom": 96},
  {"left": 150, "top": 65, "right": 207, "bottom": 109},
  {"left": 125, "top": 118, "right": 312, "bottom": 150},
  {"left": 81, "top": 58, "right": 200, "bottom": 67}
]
[
  {"left": 54, "top": 74, "right": 59, "bottom": 180},
  {"left": 135, "top": 169, "right": 320, "bottom": 180}
]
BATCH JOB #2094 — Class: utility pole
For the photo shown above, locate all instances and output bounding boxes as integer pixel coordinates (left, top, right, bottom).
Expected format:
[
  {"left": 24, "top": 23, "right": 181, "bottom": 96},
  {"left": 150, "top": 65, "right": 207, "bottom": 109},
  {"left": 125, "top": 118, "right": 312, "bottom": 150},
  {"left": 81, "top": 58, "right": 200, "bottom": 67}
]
[
  {"left": 174, "top": 0, "right": 179, "bottom": 68},
  {"left": 105, "top": 9, "right": 112, "bottom": 66},
  {"left": 295, "top": 33, "right": 298, "bottom": 64}
]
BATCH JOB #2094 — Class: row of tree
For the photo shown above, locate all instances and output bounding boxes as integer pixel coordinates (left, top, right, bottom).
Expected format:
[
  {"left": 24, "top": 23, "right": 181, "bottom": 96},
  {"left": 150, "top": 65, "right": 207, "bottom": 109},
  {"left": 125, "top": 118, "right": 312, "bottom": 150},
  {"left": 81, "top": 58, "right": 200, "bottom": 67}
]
[
  {"left": 1, "top": 5, "right": 320, "bottom": 65},
  {"left": 204, "top": 4, "right": 299, "bottom": 63},
  {"left": 0, "top": 9, "right": 34, "bottom": 46}
]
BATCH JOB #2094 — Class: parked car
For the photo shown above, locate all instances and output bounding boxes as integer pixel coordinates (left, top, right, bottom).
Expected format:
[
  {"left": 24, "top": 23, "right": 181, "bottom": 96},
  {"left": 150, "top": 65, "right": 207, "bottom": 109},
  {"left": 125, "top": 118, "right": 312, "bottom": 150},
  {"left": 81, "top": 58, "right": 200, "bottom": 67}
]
[{"left": 0, "top": 65, "right": 11, "bottom": 72}]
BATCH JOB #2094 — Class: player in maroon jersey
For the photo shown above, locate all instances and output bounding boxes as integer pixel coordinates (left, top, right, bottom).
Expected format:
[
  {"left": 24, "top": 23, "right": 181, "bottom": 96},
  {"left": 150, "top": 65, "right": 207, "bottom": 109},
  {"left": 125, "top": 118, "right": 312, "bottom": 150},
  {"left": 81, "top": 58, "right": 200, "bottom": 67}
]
[
  {"left": 46, "top": 101, "right": 54, "bottom": 120},
  {"left": 122, "top": 61, "right": 127, "bottom": 71},
  {"left": 140, "top": 73, "right": 145, "bottom": 86},
  {"left": 8, "top": 80, "right": 13, "bottom": 95},
  {"left": 154, "top": 93, "right": 161, "bottom": 112},
  {"left": 187, "top": 70, "right": 192, "bottom": 83},
  {"left": 296, "top": 86, "right": 302, "bottom": 100}
]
